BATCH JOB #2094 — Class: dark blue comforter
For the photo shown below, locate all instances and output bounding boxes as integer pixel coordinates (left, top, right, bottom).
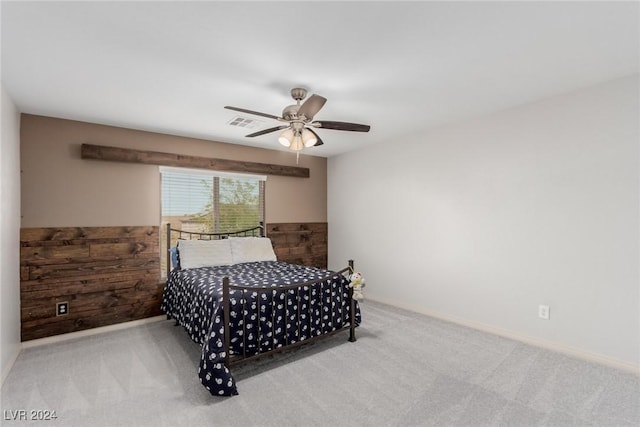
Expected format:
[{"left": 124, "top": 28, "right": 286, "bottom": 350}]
[{"left": 161, "top": 261, "right": 360, "bottom": 396}]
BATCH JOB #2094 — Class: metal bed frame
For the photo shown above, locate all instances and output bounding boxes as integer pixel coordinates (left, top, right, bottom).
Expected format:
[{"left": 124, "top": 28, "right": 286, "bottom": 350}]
[{"left": 164, "top": 223, "right": 357, "bottom": 371}]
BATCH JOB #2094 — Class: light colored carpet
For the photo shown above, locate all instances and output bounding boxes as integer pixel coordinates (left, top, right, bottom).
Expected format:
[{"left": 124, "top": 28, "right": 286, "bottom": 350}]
[{"left": 1, "top": 301, "right": 638, "bottom": 426}]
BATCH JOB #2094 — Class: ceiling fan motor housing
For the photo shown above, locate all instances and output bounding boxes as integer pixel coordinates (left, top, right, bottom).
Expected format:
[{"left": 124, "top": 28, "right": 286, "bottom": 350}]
[
  {"left": 282, "top": 104, "right": 300, "bottom": 121},
  {"left": 283, "top": 88, "right": 308, "bottom": 119}
]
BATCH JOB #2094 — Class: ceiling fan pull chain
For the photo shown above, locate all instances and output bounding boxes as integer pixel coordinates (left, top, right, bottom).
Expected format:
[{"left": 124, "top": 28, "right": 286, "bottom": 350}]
[{"left": 296, "top": 151, "right": 300, "bottom": 164}]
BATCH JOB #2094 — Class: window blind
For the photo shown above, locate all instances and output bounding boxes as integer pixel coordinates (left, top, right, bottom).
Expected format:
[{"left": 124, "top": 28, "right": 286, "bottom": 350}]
[{"left": 160, "top": 168, "right": 265, "bottom": 234}]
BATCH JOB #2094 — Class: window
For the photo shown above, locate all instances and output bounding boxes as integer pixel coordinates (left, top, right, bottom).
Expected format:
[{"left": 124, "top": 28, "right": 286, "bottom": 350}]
[{"left": 159, "top": 167, "right": 265, "bottom": 276}]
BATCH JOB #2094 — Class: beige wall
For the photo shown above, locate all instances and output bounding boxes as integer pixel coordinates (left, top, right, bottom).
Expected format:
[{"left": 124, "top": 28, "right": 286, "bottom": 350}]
[{"left": 21, "top": 114, "right": 327, "bottom": 227}]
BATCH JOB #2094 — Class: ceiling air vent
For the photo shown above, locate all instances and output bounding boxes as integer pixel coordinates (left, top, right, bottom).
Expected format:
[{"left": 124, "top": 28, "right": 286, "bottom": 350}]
[{"left": 227, "top": 116, "right": 261, "bottom": 129}]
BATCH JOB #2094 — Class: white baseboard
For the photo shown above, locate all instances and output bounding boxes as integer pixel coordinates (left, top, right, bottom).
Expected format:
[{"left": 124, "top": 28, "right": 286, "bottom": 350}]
[
  {"left": 366, "top": 295, "right": 640, "bottom": 375},
  {"left": 21, "top": 315, "right": 167, "bottom": 349}
]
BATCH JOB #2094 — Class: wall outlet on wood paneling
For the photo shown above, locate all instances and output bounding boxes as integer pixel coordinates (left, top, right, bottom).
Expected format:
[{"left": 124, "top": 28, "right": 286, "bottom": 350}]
[
  {"left": 56, "top": 302, "right": 69, "bottom": 316},
  {"left": 21, "top": 225, "right": 162, "bottom": 340}
]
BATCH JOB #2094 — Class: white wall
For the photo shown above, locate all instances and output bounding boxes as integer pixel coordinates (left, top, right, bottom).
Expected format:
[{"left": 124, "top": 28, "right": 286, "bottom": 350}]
[
  {"left": 1, "top": 83, "right": 22, "bottom": 384},
  {"left": 329, "top": 75, "right": 639, "bottom": 369}
]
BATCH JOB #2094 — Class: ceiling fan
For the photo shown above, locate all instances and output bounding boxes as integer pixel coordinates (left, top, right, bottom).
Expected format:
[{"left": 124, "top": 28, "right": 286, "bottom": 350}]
[{"left": 225, "top": 87, "right": 370, "bottom": 154}]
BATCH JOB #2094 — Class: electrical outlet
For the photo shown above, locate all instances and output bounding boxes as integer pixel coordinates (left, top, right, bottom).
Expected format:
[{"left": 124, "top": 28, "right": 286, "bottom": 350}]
[
  {"left": 56, "top": 301, "right": 69, "bottom": 316},
  {"left": 538, "top": 304, "right": 550, "bottom": 320}
]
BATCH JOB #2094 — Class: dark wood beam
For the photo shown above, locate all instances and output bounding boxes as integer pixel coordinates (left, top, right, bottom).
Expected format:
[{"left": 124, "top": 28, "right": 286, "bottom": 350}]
[{"left": 80, "top": 143, "right": 310, "bottom": 178}]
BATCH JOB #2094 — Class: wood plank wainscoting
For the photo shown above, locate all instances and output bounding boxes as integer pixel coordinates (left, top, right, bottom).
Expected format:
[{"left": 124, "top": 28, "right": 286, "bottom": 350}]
[
  {"left": 267, "top": 223, "right": 328, "bottom": 268},
  {"left": 20, "top": 226, "right": 162, "bottom": 341},
  {"left": 20, "top": 222, "right": 328, "bottom": 341}
]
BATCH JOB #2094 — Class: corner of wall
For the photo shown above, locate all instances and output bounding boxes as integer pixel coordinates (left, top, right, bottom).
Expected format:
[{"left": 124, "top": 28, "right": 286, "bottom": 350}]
[{"left": 1, "top": 82, "right": 23, "bottom": 386}]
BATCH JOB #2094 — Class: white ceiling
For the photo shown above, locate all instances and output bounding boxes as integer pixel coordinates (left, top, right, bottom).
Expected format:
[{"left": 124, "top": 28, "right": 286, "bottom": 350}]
[{"left": 2, "top": 1, "right": 638, "bottom": 157}]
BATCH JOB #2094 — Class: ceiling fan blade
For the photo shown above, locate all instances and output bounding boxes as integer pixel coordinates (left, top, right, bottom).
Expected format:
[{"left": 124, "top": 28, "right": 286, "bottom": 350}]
[
  {"left": 297, "top": 94, "right": 327, "bottom": 120},
  {"left": 224, "top": 106, "right": 281, "bottom": 121},
  {"left": 314, "top": 121, "right": 371, "bottom": 132},
  {"left": 245, "top": 125, "right": 289, "bottom": 137},
  {"left": 307, "top": 128, "right": 324, "bottom": 146}
]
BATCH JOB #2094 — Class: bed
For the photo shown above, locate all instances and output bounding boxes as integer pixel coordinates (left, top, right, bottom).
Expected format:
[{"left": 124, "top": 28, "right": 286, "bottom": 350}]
[{"left": 160, "top": 223, "right": 360, "bottom": 396}]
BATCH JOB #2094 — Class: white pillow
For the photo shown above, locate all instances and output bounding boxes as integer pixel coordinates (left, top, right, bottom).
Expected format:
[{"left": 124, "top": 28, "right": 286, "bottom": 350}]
[
  {"left": 177, "top": 239, "right": 233, "bottom": 269},
  {"left": 229, "top": 237, "right": 277, "bottom": 264}
]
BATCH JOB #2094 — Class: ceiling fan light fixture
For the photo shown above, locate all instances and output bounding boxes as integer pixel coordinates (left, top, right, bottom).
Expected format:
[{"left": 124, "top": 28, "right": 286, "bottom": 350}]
[
  {"left": 226, "top": 87, "right": 370, "bottom": 156},
  {"left": 302, "top": 128, "right": 317, "bottom": 148},
  {"left": 290, "top": 133, "right": 304, "bottom": 151},
  {"left": 278, "top": 128, "right": 294, "bottom": 147}
]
